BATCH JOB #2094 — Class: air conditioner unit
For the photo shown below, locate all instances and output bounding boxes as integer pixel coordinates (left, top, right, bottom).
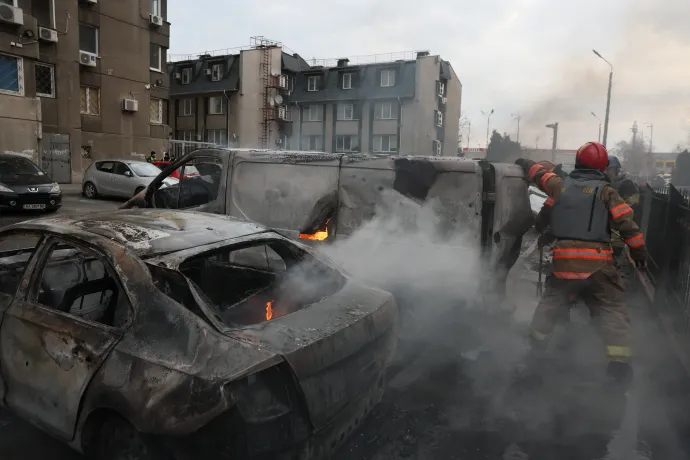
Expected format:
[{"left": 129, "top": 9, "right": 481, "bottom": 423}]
[
  {"left": 278, "top": 74, "right": 288, "bottom": 89},
  {"left": 79, "top": 51, "right": 97, "bottom": 67},
  {"left": 122, "top": 98, "right": 139, "bottom": 112},
  {"left": 0, "top": 4, "right": 23, "bottom": 26},
  {"left": 441, "top": 96, "right": 447, "bottom": 104},
  {"left": 38, "top": 27, "right": 58, "bottom": 43},
  {"left": 149, "top": 15, "right": 163, "bottom": 27},
  {"left": 204, "top": 69, "right": 212, "bottom": 76},
  {"left": 173, "top": 72, "right": 181, "bottom": 80}
]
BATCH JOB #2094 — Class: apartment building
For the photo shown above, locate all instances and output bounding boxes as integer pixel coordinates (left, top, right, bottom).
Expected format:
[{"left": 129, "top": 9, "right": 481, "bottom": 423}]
[
  {"left": 0, "top": 0, "right": 170, "bottom": 183},
  {"left": 167, "top": 39, "right": 462, "bottom": 156}
]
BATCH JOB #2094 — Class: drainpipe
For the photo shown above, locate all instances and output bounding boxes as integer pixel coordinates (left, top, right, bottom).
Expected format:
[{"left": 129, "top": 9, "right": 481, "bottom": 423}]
[
  {"left": 223, "top": 89, "right": 231, "bottom": 147},
  {"left": 295, "top": 101, "right": 301, "bottom": 150}
]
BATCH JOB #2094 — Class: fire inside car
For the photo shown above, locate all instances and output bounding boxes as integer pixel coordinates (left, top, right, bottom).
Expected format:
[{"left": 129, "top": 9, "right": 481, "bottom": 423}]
[{"left": 177, "top": 239, "right": 346, "bottom": 326}]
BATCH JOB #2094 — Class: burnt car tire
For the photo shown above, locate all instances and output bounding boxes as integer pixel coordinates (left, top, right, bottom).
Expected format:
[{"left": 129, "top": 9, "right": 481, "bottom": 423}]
[
  {"left": 96, "top": 416, "right": 171, "bottom": 460},
  {"left": 83, "top": 182, "right": 99, "bottom": 199}
]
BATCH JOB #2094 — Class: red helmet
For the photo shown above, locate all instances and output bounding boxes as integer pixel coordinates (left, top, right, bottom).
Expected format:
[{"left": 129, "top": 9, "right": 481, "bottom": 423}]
[{"left": 575, "top": 141, "right": 608, "bottom": 171}]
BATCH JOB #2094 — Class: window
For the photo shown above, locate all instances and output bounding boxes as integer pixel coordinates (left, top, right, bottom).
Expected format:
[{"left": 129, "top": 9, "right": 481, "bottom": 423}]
[
  {"left": 150, "top": 0, "right": 161, "bottom": 16},
  {"left": 437, "top": 80, "right": 445, "bottom": 96},
  {"left": 335, "top": 135, "right": 359, "bottom": 153},
  {"left": 435, "top": 110, "right": 444, "bottom": 127},
  {"left": 373, "top": 135, "right": 398, "bottom": 153},
  {"left": 112, "top": 162, "right": 132, "bottom": 176},
  {"left": 305, "top": 105, "right": 322, "bottom": 122},
  {"left": 79, "top": 23, "right": 99, "bottom": 55},
  {"left": 33, "top": 241, "right": 130, "bottom": 327},
  {"left": 34, "top": 63, "right": 55, "bottom": 98},
  {"left": 342, "top": 73, "right": 352, "bottom": 90},
  {"left": 301, "top": 135, "right": 323, "bottom": 151},
  {"left": 129, "top": 163, "right": 162, "bottom": 177},
  {"left": 95, "top": 161, "right": 115, "bottom": 173},
  {"left": 208, "top": 96, "right": 227, "bottom": 115},
  {"left": 177, "top": 130, "right": 194, "bottom": 141},
  {"left": 175, "top": 239, "right": 344, "bottom": 327},
  {"left": 206, "top": 129, "right": 228, "bottom": 145},
  {"left": 0, "top": 234, "right": 41, "bottom": 299},
  {"left": 80, "top": 86, "right": 100, "bottom": 115},
  {"left": 181, "top": 99, "right": 193, "bottom": 116},
  {"left": 181, "top": 67, "right": 192, "bottom": 85},
  {"left": 337, "top": 103, "right": 354, "bottom": 120},
  {"left": 152, "top": 156, "right": 223, "bottom": 209},
  {"left": 149, "top": 97, "right": 163, "bottom": 124},
  {"left": 81, "top": 146, "right": 92, "bottom": 159},
  {"left": 433, "top": 140, "right": 442, "bottom": 156},
  {"left": 150, "top": 43, "right": 162, "bottom": 71},
  {"left": 307, "top": 75, "right": 320, "bottom": 92},
  {"left": 31, "top": 0, "right": 55, "bottom": 28},
  {"left": 380, "top": 69, "right": 395, "bottom": 87},
  {"left": 0, "top": 53, "right": 23, "bottom": 96},
  {"left": 211, "top": 63, "right": 223, "bottom": 81},
  {"left": 0, "top": 0, "right": 17, "bottom": 5},
  {"left": 374, "top": 102, "right": 397, "bottom": 120}
]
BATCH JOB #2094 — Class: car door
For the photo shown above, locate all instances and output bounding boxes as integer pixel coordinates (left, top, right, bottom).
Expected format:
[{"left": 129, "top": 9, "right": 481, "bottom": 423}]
[
  {"left": 93, "top": 161, "right": 116, "bottom": 195},
  {"left": 0, "top": 232, "right": 44, "bottom": 406},
  {"left": 111, "top": 162, "right": 134, "bottom": 198},
  {"left": 0, "top": 236, "right": 128, "bottom": 440}
]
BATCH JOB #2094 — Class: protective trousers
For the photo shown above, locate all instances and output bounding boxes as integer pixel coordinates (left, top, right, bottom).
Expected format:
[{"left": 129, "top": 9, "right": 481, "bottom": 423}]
[
  {"left": 530, "top": 265, "right": 631, "bottom": 363},
  {"left": 612, "top": 245, "right": 634, "bottom": 291}
]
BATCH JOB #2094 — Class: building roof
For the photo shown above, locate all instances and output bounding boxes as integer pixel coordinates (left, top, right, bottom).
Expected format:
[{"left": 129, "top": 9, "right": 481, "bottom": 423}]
[{"left": 168, "top": 55, "right": 241, "bottom": 96}]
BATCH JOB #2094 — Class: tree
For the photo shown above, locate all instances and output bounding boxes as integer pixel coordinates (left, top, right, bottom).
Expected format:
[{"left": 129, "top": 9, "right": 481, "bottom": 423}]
[
  {"left": 485, "top": 130, "right": 522, "bottom": 162},
  {"left": 612, "top": 138, "right": 654, "bottom": 176},
  {"left": 672, "top": 150, "right": 690, "bottom": 186}
]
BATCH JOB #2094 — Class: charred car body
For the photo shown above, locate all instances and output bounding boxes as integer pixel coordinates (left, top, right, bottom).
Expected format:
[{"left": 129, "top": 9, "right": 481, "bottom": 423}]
[
  {"left": 0, "top": 210, "right": 397, "bottom": 459},
  {"left": 123, "top": 149, "right": 534, "bottom": 302}
]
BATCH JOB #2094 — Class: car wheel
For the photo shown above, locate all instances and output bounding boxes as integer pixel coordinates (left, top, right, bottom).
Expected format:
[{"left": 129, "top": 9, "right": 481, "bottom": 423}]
[
  {"left": 83, "top": 182, "right": 98, "bottom": 199},
  {"left": 134, "top": 186, "right": 146, "bottom": 197},
  {"left": 96, "top": 416, "right": 170, "bottom": 460}
]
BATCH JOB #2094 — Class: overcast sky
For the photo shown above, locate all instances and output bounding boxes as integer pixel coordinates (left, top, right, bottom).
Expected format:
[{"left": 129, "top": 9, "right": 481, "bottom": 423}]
[{"left": 168, "top": 0, "right": 690, "bottom": 153}]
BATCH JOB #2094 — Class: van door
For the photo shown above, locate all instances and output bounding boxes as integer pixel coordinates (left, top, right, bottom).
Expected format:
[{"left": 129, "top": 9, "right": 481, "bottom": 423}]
[
  {"left": 226, "top": 151, "right": 342, "bottom": 240},
  {"left": 337, "top": 156, "right": 484, "bottom": 241},
  {"left": 141, "top": 148, "right": 231, "bottom": 214}
]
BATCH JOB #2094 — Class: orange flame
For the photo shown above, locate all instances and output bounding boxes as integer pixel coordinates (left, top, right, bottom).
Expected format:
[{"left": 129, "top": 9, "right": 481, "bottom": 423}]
[
  {"left": 265, "top": 300, "right": 274, "bottom": 321},
  {"left": 299, "top": 218, "right": 331, "bottom": 241}
]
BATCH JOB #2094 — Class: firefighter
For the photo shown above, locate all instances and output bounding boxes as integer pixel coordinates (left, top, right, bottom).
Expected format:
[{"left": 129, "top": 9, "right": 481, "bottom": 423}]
[
  {"left": 515, "top": 141, "right": 648, "bottom": 387},
  {"left": 606, "top": 155, "right": 640, "bottom": 290}
]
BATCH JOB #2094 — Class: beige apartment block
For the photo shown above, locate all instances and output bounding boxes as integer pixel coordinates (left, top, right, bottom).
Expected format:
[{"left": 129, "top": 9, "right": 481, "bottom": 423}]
[
  {"left": 168, "top": 40, "right": 462, "bottom": 157},
  {"left": 0, "top": 0, "right": 170, "bottom": 183}
]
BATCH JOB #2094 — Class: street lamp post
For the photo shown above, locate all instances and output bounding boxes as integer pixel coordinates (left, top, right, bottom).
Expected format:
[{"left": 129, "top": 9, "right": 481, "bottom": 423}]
[
  {"left": 481, "top": 109, "right": 494, "bottom": 147},
  {"left": 511, "top": 113, "right": 521, "bottom": 143},
  {"left": 467, "top": 120, "right": 471, "bottom": 149},
  {"left": 546, "top": 122, "right": 559, "bottom": 163},
  {"left": 646, "top": 123, "right": 654, "bottom": 153},
  {"left": 593, "top": 50, "right": 613, "bottom": 148},
  {"left": 591, "top": 112, "right": 602, "bottom": 143}
]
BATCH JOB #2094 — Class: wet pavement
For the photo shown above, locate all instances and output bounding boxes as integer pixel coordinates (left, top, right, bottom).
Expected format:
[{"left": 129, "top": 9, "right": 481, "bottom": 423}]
[{"left": 1, "top": 201, "right": 689, "bottom": 459}]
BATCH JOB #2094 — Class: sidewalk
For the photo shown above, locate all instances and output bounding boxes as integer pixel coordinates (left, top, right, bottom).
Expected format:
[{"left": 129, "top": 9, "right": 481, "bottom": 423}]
[{"left": 58, "top": 183, "right": 82, "bottom": 196}]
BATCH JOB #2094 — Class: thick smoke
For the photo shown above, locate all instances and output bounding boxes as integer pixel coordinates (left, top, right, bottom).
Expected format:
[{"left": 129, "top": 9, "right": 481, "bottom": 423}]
[{"left": 519, "top": 0, "right": 690, "bottom": 151}]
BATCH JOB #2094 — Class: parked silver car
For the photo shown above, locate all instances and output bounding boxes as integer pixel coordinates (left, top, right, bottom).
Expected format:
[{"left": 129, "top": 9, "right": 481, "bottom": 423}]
[{"left": 82, "top": 160, "right": 178, "bottom": 199}]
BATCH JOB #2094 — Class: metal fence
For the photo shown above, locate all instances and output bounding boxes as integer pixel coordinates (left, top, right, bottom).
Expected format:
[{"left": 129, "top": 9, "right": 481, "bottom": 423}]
[
  {"left": 167, "top": 140, "right": 223, "bottom": 160},
  {"left": 639, "top": 184, "right": 690, "bottom": 368}
]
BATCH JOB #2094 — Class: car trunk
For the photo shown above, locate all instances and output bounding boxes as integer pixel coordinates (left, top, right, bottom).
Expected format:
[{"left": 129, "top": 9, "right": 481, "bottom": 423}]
[{"left": 225, "top": 281, "right": 398, "bottom": 430}]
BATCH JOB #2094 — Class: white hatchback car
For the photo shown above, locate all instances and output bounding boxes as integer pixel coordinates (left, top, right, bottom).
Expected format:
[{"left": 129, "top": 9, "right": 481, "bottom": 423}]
[{"left": 82, "top": 160, "right": 178, "bottom": 199}]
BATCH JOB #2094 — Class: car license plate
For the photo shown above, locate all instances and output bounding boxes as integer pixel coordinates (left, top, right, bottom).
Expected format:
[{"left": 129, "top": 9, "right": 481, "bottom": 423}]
[{"left": 23, "top": 204, "right": 46, "bottom": 210}]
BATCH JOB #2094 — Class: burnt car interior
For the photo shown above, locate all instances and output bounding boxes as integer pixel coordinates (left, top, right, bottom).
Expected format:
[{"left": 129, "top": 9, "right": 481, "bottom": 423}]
[
  {"left": 152, "top": 157, "right": 223, "bottom": 209},
  {"left": 0, "top": 235, "right": 42, "bottom": 300},
  {"left": 172, "top": 240, "right": 346, "bottom": 327},
  {"left": 32, "top": 242, "right": 130, "bottom": 328}
]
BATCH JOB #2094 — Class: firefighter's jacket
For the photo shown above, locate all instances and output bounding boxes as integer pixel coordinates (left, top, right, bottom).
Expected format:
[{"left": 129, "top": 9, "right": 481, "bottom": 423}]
[
  {"left": 523, "top": 160, "right": 647, "bottom": 280},
  {"left": 610, "top": 173, "right": 640, "bottom": 248}
]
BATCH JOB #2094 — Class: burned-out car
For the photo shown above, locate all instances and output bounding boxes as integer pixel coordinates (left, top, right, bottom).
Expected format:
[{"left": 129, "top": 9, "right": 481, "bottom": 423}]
[{"left": 0, "top": 210, "right": 398, "bottom": 459}]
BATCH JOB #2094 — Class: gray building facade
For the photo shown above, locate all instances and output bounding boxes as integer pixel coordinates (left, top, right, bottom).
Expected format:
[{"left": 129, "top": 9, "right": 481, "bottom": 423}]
[
  {"left": 167, "top": 41, "right": 462, "bottom": 157},
  {"left": 0, "top": 0, "right": 170, "bottom": 183}
]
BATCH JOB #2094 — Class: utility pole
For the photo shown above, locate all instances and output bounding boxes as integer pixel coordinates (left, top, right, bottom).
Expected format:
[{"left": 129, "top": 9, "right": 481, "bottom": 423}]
[
  {"left": 467, "top": 120, "right": 471, "bottom": 149},
  {"left": 631, "top": 121, "right": 638, "bottom": 149},
  {"left": 535, "top": 136, "right": 540, "bottom": 150},
  {"left": 511, "top": 113, "right": 521, "bottom": 143},
  {"left": 593, "top": 50, "right": 613, "bottom": 148},
  {"left": 481, "top": 109, "right": 494, "bottom": 147},
  {"left": 546, "top": 122, "right": 559, "bottom": 163},
  {"left": 646, "top": 123, "right": 654, "bottom": 153}
]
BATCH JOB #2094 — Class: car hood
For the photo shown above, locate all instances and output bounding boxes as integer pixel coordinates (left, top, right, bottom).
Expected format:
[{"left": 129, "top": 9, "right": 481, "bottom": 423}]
[
  {"left": 225, "top": 280, "right": 398, "bottom": 429},
  {"left": 0, "top": 174, "right": 54, "bottom": 187}
]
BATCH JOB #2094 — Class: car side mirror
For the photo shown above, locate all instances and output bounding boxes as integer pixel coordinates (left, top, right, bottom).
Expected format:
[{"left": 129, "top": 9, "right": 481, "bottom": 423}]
[{"left": 124, "top": 171, "right": 132, "bottom": 177}]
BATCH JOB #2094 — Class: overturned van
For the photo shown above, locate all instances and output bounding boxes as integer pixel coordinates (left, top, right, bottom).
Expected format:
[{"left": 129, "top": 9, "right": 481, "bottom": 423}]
[{"left": 122, "top": 149, "right": 534, "bottom": 305}]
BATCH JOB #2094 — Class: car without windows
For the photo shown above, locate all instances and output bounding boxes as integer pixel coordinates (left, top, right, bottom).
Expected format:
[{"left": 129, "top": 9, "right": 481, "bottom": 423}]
[{"left": 0, "top": 210, "right": 398, "bottom": 460}]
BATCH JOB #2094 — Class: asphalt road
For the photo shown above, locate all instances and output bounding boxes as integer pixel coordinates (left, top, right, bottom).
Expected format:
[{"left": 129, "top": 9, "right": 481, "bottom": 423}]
[{"left": 1, "top": 196, "right": 689, "bottom": 460}]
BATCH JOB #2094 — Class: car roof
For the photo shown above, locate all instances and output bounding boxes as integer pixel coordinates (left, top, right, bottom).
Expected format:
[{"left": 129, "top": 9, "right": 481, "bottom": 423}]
[
  {"left": 5, "top": 210, "right": 269, "bottom": 257},
  {"left": 0, "top": 153, "right": 37, "bottom": 162}
]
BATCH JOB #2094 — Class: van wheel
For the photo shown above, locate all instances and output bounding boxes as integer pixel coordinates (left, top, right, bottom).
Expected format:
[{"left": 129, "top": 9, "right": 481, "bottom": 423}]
[
  {"left": 83, "top": 182, "right": 98, "bottom": 199},
  {"left": 96, "top": 416, "right": 170, "bottom": 460}
]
